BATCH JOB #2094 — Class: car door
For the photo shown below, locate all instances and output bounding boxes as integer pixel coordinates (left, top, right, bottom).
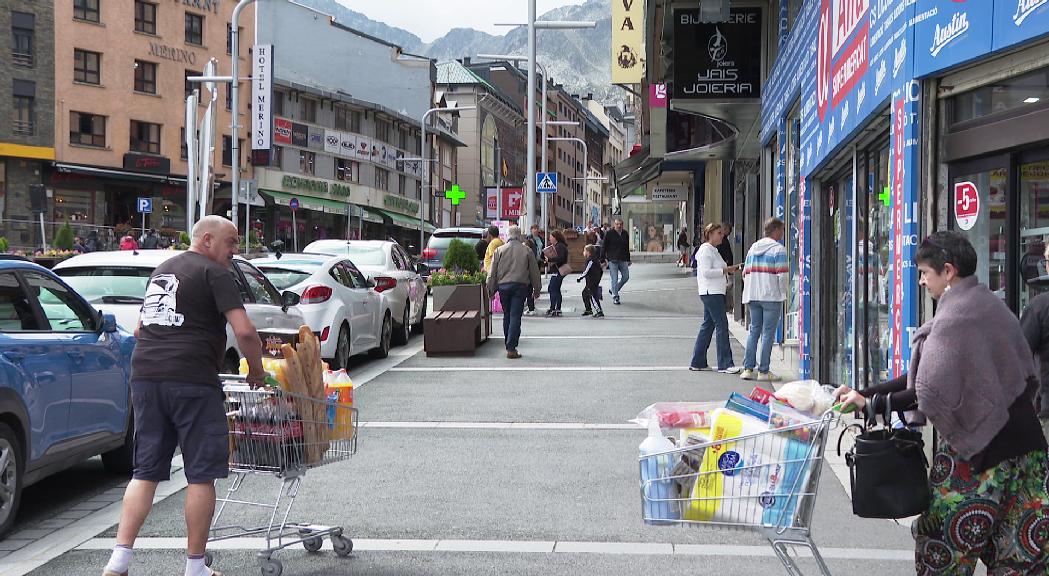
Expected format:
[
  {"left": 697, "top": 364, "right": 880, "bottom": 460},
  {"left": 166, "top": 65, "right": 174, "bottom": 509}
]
[
  {"left": 394, "top": 245, "right": 426, "bottom": 323},
  {"left": 0, "top": 271, "right": 73, "bottom": 462},
  {"left": 234, "top": 260, "right": 302, "bottom": 332},
  {"left": 22, "top": 271, "right": 127, "bottom": 441},
  {"left": 384, "top": 246, "right": 411, "bottom": 323},
  {"left": 342, "top": 261, "right": 380, "bottom": 350},
  {"left": 326, "top": 262, "right": 365, "bottom": 353}
]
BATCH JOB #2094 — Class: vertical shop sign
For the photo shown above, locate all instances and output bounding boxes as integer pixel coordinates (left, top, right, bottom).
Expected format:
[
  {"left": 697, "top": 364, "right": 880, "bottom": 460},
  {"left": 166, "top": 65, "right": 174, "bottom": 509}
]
[
  {"left": 775, "top": 121, "right": 786, "bottom": 219},
  {"left": 612, "top": 0, "right": 645, "bottom": 83},
  {"left": 890, "top": 96, "right": 905, "bottom": 377},
  {"left": 251, "top": 44, "right": 273, "bottom": 151},
  {"left": 798, "top": 176, "right": 812, "bottom": 378}
]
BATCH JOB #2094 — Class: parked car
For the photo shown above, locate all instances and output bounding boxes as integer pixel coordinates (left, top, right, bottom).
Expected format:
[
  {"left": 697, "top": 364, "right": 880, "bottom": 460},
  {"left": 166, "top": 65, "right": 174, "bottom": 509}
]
[
  {"left": 303, "top": 239, "right": 427, "bottom": 344},
  {"left": 0, "top": 255, "right": 135, "bottom": 536},
  {"left": 252, "top": 253, "right": 395, "bottom": 368},
  {"left": 420, "top": 227, "right": 486, "bottom": 275},
  {"left": 52, "top": 250, "right": 305, "bottom": 373}
]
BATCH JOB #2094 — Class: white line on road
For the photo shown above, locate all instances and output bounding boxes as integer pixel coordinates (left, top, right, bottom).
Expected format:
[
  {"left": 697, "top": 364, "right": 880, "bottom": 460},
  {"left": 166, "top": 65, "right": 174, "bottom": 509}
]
[
  {"left": 390, "top": 366, "right": 694, "bottom": 372},
  {"left": 519, "top": 335, "right": 694, "bottom": 340},
  {"left": 359, "top": 421, "right": 638, "bottom": 430},
  {"left": 75, "top": 537, "right": 913, "bottom": 560}
]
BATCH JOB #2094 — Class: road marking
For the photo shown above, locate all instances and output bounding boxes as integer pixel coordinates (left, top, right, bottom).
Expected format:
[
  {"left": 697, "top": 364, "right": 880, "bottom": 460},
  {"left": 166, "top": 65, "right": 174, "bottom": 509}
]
[
  {"left": 519, "top": 335, "right": 694, "bottom": 340},
  {"left": 349, "top": 340, "right": 423, "bottom": 391},
  {"left": 359, "top": 421, "right": 638, "bottom": 430},
  {"left": 76, "top": 537, "right": 913, "bottom": 560},
  {"left": 390, "top": 366, "right": 698, "bottom": 372}
]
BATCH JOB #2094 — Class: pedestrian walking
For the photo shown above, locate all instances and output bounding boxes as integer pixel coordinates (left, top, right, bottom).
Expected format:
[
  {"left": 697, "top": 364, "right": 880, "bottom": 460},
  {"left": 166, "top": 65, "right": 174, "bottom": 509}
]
[
  {"left": 103, "top": 216, "right": 267, "bottom": 576},
  {"left": 718, "top": 224, "right": 736, "bottom": 313},
  {"left": 604, "top": 218, "right": 631, "bottom": 305},
  {"left": 523, "top": 237, "right": 538, "bottom": 315},
  {"left": 577, "top": 244, "right": 604, "bottom": 317},
  {"left": 119, "top": 234, "right": 139, "bottom": 251},
  {"left": 140, "top": 228, "right": 160, "bottom": 250},
  {"left": 529, "top": 224, "right": 545, "bottom": 260},
  {"left": 483, "top": 225, "right": 503, "bottom": 273},
  {"left": 486, "top": 226, "right": 541, "bottom": 359},
  {"left": 740, "top": 218, "right": 789, "bottom": 383},
  {"left": 1020, "top": 242, "right": 1049, "bottom": 430},
  {"left": 689, "top": 223, "right": 742, "bottom": 374},
  {"left": 85, "top": 230, "right": 100, "bottom": 252},
  {"left": 677, "top": 228, "right": 690, "bottom": 267},
  {"left": 542, "top": 230, "right": 569, "bottom": 317},
  {"left": 834, "top": 231, "right": 1049, "bottom": 575},
  {"left": 475, "top": 230, "right": 489, "bottom": 263}
]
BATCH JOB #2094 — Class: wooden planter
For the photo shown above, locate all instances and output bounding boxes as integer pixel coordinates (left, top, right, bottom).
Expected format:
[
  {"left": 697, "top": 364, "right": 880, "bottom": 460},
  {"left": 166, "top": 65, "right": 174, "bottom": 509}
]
[{"left": 425, "top": 284, "right": 491, "bottom": 355}]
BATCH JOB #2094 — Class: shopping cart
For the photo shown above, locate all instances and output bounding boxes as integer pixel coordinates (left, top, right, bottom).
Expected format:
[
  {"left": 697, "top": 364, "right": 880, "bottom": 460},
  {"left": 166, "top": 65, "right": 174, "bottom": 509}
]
[
  {"left": 639, "top": 411, "right": 839, "bottom": 576},
  {"left": 206, "top": 376, "right": 359, "bottom": 576}
]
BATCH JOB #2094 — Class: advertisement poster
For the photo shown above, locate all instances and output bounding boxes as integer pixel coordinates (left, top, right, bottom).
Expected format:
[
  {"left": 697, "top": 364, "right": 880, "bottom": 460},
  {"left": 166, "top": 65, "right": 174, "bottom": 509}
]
[
  {"left": 486, "top": 187, "right": 523, "bottom": 220},
  {"left": 274, "top": 118, "right": 292, "bottom": 145},
  {"left": 611, "top": 0, "right": 644, "bottom": 83},
  {"left": 673, "top": 7, "right": 763, "bottom": 99}
]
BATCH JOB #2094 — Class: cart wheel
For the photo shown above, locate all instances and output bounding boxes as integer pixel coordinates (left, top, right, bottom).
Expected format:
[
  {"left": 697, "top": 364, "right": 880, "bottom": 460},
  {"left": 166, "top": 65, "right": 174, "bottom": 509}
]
[
  {"left": 258, "top": 557, "right": 283, "bottom": 576},
  {"left": 331, "top": 534, "right": 353, "bottom": 557},
  {"left": 204, "top": 552, "right": 213, "bottom": 567},
  {"left": 302, "top": 536, "right": 323, "bottom": 552}
]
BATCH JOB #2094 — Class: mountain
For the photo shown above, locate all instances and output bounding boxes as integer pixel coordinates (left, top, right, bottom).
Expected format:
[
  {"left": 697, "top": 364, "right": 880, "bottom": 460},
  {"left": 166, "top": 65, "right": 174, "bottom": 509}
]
[{"left": 296, "top": 0, "right": 616, "bottom": 103}]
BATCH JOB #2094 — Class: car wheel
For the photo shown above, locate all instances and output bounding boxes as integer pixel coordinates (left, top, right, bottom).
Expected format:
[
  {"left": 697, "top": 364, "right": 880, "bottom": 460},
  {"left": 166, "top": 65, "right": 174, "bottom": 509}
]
[
  {"left": 392, "top": 305, "right": 410, "bottom": 346},
  {"left": 370, "top": 313, "right": 391, "bottom": 359},
  {"left": 101, "top": 409, "right": 135, "bottom": 475},
  {"left": 335, "top": 324, "right": 351, "bottom": 370},
  {"left": 412, "top": 293, "right": 427, "bottom": 335},
  {"left": 0, "top": 423, "right": 24, "bottom": 538}
]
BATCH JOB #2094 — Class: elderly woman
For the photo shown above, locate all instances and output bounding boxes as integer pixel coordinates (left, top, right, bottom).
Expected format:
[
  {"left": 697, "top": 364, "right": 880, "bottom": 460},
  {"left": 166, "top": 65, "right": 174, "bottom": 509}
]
[
  {"left": 689, "top": 223, "right": 741, "bottom": 373},
  {"left": 835, "top": 231, "right": 1048, "bottom": 574}
]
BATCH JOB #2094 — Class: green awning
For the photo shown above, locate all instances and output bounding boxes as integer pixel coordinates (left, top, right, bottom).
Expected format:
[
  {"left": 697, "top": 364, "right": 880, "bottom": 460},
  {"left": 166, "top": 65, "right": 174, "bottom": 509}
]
[
  {"left": 261, "top": 189, "right": 373, "bottom": 218},
  {"left": 364, "top": 207, "right": 436, "bottom": 232}
]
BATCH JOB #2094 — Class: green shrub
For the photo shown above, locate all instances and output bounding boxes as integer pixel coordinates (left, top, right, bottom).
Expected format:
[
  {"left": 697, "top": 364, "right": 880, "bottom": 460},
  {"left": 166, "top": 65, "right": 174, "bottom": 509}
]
[
  {"left": 54, "top": 222, "right": 74, "bottom": 251},
  {"left": 0, "top": 237, "right": 8, "bottom": 253},
  {"left": 443, "top": 238, "right": 479, "bottom": 274},
  {"left": 427, "top": 269, "right": 486, "bottom": 287}
]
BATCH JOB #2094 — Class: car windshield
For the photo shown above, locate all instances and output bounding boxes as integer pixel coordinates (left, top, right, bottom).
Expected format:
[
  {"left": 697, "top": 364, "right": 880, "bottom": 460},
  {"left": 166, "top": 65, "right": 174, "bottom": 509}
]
[
  {"left": 257, "top": 265, "right": 319, "bottom": 290},
  {"left": 54, "top": 266, "right": 153, "bottom": 304},
  {"left": 307, "top": 243, "right": 387, "bottom": 266}
]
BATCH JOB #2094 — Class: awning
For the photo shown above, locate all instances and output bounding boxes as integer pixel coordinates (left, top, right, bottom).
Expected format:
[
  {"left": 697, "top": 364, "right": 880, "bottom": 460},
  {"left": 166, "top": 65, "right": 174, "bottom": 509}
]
[
  {"left": 614, "top": 147, "right": 662, "bottom": 195},
  {"left": 53, "top": 162, "right": 186, "bottom": 184},
  {"left": 364, "top": 206, "right": 436, "bottom": 232},
  {"left": 261, "top": 189, "right": 367, "bottom": 217}
]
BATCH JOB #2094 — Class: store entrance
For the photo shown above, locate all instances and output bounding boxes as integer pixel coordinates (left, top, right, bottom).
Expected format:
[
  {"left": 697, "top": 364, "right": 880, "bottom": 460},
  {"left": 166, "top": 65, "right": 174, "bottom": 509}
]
[{"left": 949, "top": 148, "right": 1049, "bottom": 314}]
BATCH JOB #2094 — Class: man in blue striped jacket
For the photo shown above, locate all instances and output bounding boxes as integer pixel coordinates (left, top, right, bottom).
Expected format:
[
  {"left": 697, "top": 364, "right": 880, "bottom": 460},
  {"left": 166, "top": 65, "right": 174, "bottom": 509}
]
[{"left": 740, "top": 218, "right": 789, "bottom": 383}]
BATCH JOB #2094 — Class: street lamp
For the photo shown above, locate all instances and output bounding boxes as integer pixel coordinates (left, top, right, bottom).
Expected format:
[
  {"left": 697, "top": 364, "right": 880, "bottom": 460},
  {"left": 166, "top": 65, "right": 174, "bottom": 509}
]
[
  {"left": 548, "top": 136, "right": 587, "bottom": 229},
  {"left": 571, "top": 176, "right": 609, "bottom": 229},
  {"left": 420, "top": 105, "right": 476, "bottom": 251}
]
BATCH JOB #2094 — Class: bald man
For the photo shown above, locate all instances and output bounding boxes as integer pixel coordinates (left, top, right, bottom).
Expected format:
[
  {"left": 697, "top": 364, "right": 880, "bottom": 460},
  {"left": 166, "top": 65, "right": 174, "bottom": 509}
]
[{"left": 104, "top": 216, "right": 264, "bottom": 576}]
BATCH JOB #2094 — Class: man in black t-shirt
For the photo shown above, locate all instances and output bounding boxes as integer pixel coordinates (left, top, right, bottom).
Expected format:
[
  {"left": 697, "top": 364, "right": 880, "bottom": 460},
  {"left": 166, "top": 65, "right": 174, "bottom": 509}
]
[{"left": 104, "top": 216, "right": 265, "bottom": 576}]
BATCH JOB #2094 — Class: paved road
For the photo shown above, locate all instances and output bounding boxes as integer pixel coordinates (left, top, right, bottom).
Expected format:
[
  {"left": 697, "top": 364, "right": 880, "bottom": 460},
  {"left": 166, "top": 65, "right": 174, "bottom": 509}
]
[{"left": 8, "top": 264, "right": 922, "bottom": 576}]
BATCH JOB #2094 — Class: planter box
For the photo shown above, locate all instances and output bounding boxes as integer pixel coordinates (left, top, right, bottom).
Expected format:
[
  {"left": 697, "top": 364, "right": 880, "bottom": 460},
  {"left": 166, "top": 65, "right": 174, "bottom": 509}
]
[
  {"left": 429, "top": 283, "right": 491, "bottom": 342},
  {"left": 424, "top": 311, "right": 482, "bottom": 356}
]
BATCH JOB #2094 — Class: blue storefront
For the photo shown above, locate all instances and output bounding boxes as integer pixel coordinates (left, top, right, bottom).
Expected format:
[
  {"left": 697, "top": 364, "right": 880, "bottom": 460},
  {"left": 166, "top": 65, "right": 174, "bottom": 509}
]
[{"left": 762, "top": 0, "right": 1049, "bottom": 387}]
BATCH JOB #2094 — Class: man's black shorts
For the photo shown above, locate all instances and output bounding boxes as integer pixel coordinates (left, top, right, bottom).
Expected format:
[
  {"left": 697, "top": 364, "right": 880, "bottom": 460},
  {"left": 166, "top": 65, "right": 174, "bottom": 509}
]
[{"left": 131, "top": 379, "right": 229, "bottom": 484}]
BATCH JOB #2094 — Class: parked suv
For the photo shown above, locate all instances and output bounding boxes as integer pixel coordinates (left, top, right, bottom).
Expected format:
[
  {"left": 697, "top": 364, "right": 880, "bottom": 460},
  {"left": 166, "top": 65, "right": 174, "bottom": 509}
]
[
  {"left": 420, "top": 227, "right": 485, "bottom": 275},
  {"left": 0, "top": 256, "right": 135, "bottom": 536}
]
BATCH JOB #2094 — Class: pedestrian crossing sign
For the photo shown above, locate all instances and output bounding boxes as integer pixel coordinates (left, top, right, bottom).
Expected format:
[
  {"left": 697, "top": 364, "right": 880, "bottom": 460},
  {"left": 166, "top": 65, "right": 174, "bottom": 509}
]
[{"left": 536, "top": 172, "right": 557, "bottom": 194}]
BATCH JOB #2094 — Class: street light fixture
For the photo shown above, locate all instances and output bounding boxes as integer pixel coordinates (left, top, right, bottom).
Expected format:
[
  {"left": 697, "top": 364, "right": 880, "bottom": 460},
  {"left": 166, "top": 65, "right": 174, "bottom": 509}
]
[
  {"left": 420, "top": 104, "right": 476, "bottom": 251},
  {"left": 548, "top": 136, "right": 587, "bottom": 229}
]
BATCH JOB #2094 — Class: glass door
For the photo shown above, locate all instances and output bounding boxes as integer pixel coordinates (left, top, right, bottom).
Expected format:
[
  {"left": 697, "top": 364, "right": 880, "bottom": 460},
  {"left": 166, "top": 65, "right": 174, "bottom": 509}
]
[
  {"left": 821, "top": 171, "right": 855, "bottom": 389},
  {"left": 949, "top": 156, "right": 1011, "bottom": 306},
  {"left": 1019, "top": 152, "right": 1049, "bottom": 312},
  {"left": 861, "top": 144, "right": 892, "bottom": 389}
]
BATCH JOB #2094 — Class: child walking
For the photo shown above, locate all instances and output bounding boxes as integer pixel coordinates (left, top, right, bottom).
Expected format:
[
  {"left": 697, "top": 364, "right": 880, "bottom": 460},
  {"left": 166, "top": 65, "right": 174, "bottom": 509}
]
[{"left": 577, "top": 244, "right": 605, "bottom": 317}]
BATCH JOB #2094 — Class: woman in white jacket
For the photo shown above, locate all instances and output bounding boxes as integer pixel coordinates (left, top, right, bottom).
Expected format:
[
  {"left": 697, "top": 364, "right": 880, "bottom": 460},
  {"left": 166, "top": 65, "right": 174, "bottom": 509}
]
[{"left": 690, "top": 223, "right": 742, "bottom": 373}]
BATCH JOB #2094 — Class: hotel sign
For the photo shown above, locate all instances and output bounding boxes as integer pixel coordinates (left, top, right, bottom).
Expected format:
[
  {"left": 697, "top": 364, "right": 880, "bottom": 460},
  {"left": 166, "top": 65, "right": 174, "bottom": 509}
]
[
  {"left": 181, "top": 0, "right": 220, "bottom": 14},
  {"left": 149, "top": 42, "right": 198, "bottom": 65},
  {"left": 251, "top": 45, "right": 273, "bottom": 151}
]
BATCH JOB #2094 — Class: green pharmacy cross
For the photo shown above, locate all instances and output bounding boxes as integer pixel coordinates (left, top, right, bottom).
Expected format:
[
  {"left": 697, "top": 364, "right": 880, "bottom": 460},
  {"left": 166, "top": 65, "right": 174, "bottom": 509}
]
[
  {"left": 445, "top": 184, "right": 466, "bottom": 205},
  {"left": 879, "top": 186, "right": 891, "bottom": 207}
]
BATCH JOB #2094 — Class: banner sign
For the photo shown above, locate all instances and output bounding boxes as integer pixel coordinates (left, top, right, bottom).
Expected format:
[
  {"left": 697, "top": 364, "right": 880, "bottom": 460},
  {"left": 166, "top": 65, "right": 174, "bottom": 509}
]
[
  {"left": 994, "top": 0, "right": 1049, "bottom": 50},
  {"left": 913, "top": 1, "right": 993, "bottom": 78},
  {"left": 486, "top": 187, "right": 523, "bottom": 219},
  {"left": 673, "top": 7, "right": 763, "bottom": 99},
  {"left": 251, "top": 44, "right": 273, "bottom": 151},
  {"left": 612, "top": 0, "right": 645, "bottom": 84}
]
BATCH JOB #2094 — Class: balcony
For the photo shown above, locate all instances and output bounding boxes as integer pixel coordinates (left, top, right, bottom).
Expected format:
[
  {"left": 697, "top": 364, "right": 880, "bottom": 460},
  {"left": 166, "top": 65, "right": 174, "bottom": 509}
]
[{"left": 12, "top": 52, "right": 32, "bottom": 68}]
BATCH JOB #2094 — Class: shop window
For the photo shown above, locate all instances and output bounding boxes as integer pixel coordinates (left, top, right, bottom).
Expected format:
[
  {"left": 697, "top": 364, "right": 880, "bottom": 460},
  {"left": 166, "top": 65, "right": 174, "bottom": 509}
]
[
  {"left": 13, "top": 94, "right": 33, "bottom": 136},
  {"left": 185, "top": 13, "right": 204, "bottom": 46},
  {"left": 336, "top": 158, "right": 358, "bottom": 182},
  {"left": 301, "top": 98, "right": 316, "bottom": 123},
  {"left": 74, "top": 49, "right": 101, "bottom": 85},
  {"left": 952, "top": 66, "right": 1049, "bottom": 125},
  {"left": 12, "top": 15, "right": 33, "bottom": 68},
  {"left": 74, "top": 0, "right": 100, "bottom": 23},
  {"left": 130, "top": 120, "right": 161, "bottom": 154},
  {"left": 135, "top": 1, "right": 156, "bottom": 35},
  {"left": 134, "top": 60, "right": 156, "bottom": 94},
  {"left": 299, "top": 150, "right": 315, "bottom": 175},
  {"left": 375, "top": 168, "right": 389, "bottom": 191},
  {"left": 70, "top": 111, "right": 106, "bottom": 147}
]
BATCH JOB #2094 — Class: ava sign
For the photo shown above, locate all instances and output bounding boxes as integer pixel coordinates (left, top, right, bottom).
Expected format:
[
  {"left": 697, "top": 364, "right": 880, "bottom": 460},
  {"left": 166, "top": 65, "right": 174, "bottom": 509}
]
[{"left": 954, "top": 181, "right": 979, "bottom": 231}]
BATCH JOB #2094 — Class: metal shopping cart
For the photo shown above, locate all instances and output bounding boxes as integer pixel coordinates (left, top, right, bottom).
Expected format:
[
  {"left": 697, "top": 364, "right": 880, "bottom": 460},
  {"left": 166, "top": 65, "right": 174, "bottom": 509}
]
[
  {"left": 639, "top": 411, "right": 838, "bottom": 576},
  {"left": 206, "top": 376, "right": 359, "bottom": 576}
]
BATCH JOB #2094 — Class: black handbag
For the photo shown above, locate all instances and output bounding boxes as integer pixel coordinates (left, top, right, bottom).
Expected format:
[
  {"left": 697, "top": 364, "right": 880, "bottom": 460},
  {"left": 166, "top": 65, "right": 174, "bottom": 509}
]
[{"left": 843, "top": 394, "right": 930, "bottom": 519}]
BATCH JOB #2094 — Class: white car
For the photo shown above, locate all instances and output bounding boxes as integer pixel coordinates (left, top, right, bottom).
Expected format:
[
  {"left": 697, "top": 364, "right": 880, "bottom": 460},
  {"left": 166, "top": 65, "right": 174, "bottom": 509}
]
[
  {"left": 52, "top": 250, "right": 305, "bottom": 372},
  {"left": 303, "top": 239, "right": 427, "bottom": 345},
  {"left": 252, "top": 253, "right": 394, "bottom": 368}
]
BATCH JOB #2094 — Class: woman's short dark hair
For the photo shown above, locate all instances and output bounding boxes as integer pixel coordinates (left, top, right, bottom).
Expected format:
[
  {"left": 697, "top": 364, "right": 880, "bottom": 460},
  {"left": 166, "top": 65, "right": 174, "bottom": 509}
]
[
  {"left": 915, "top": 231, "right": 977, "bottom": 277},
  {"left": 550, "top": 230, "right": 566, "bottom": 244}
]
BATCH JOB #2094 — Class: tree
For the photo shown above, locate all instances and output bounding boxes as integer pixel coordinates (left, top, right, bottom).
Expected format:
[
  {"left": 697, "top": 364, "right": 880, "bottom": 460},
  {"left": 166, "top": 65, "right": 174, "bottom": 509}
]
[
  {"left": 54, "top": 221, "right": 74, "bottom": 251},
  {"left": 443, "top": 239, "right": 479, "bottom": 274}
]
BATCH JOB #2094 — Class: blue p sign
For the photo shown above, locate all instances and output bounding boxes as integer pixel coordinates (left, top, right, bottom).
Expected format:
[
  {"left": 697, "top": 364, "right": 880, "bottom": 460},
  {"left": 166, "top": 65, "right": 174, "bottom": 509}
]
[{"left": 137, "top": 197, "right": 153, "bottom": 213}]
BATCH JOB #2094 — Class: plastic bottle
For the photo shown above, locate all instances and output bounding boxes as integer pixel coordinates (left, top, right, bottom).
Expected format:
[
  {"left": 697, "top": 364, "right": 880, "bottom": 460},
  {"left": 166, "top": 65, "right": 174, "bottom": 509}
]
[{"left": 639, "top": 419, "right": 679, "bottom": 524}]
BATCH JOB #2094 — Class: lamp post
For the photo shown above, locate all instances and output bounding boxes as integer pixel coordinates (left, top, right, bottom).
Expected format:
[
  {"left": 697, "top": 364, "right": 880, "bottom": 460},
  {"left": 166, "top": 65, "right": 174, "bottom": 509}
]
[
  {"left": 228, "top": 0, "right": 257, "bottom": 231},
  {"left": 571, "top": 175, "right": 609, "bottom": 230},
  {"left": 420, "top": 105, "right": 476, "bottom": 251},
  {"left": 548, "top": 136, "right": 586, "bottom": 229}
]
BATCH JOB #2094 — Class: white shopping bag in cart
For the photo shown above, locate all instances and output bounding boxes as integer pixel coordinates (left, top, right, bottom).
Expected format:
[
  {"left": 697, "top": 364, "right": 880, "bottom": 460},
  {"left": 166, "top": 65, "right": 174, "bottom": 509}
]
[{"left": 685, "top": 409, "right": 811, "bottom": 526}]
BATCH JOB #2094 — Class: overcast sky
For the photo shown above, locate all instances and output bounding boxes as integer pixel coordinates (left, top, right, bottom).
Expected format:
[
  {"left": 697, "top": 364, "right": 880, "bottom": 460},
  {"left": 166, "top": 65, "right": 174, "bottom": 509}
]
[{"left": 335, "top": 0, "right": 590, "bottom": 43}]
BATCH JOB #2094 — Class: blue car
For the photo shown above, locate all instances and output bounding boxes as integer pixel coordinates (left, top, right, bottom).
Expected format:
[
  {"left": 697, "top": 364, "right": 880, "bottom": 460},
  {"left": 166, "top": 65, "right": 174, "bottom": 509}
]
[{"left": 0, "top": 256, "right": 135, "bottom": 536}]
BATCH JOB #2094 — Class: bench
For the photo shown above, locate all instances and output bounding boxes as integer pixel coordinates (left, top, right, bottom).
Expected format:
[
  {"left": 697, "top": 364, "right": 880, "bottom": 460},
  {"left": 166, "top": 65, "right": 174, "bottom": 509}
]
[{"left": 423, "top": 310, "right": 484, "bottom": 356}]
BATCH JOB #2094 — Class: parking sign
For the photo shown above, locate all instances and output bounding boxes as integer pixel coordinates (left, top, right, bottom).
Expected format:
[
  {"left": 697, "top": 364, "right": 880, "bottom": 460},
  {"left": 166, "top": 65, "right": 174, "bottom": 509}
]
[{"left": 137, "top": 197, "right": 153, "bottom": 214}]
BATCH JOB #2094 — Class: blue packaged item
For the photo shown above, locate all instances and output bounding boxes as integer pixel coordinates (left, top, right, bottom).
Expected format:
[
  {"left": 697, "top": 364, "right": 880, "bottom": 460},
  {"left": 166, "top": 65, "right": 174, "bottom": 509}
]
[
  {"left": 760, "top": 438, "right": 813, "bottom": 527},
  {"left": 726, "top": 392, "right": 771, "bottom": 422},
  {"left": 639, "top": 420, "right": 679, "bottom": 524}
]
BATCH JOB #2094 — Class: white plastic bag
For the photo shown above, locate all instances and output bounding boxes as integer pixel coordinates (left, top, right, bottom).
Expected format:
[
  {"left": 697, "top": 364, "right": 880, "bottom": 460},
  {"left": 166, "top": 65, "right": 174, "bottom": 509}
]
[
  {"left": 630, "top": 402, "right": 724, "bottom": 430},
  {"left": 772, "top": 380, "right": 834, "bottom": 417}
]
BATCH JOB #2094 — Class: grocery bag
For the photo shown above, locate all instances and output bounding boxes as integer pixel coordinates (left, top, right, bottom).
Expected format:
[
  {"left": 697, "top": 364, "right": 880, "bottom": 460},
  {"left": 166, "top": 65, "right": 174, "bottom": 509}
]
[{"left": 491, "top": 294, "right": 503, "bottom": 313}]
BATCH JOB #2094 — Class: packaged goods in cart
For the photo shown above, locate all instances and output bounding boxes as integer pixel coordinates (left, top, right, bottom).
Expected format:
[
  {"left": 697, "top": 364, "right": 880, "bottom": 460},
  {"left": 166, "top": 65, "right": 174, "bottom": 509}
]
[
  {"left": 725, "top": 392, "right": 771, "bottom": 422},
  {"left": 685, "top": 408, "right": 812, "bottom": 526},
  {"left": 639, "top": 419, "right": 679, "bottom": 524},
  {"left": 670, "top": 431, "right": 710, "bottom": 496},
  {"left": 631, "top": 402, "right": 722, "bottom": 430},
  {"left": 772, "top": 380, "right": 834, "bottom": 416},
  {"left": 748, "top": 387, "right": 774, "bottom": 405},
  {"left": 768, "top": 400, "right": 821, "bottom": 443},
  {"left": 324, "top": 369, "right": 355, "bottom": 440}
]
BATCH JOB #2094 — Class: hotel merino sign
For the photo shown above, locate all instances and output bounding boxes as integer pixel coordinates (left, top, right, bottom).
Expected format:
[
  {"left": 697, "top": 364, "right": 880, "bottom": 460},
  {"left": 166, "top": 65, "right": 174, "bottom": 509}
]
[
  {"left": 149, "top": 42, "right": 197, "bottom": 65},
  {"left": 252, "top": 45, "right": 273, "bottom": 151}
]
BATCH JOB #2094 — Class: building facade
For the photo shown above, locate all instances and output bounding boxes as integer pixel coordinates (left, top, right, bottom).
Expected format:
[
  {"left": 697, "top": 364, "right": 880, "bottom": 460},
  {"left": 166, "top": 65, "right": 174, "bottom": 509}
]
[
  {"left": 762, "top": 0, "right": 1049, "bottom": 387},
  {"left": 50, "top": 0, "right": 254, "bottom": 246},
  {"left": 1, "top": 1, "right": 55, "bottom": 250}
]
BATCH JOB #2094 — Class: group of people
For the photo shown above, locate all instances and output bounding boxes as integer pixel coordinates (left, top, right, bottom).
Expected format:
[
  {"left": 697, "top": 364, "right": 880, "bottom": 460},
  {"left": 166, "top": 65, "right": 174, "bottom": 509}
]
[{"left": 67, "top": 228, "right": 166, "bottom": 254}]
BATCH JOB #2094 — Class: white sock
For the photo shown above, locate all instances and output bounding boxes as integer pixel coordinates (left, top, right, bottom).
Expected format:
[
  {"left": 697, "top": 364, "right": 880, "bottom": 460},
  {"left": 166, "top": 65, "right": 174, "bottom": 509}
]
[
  {"left": 104, "top": 545, "right": 133, "bottom": 574},
  {"left": 185, "top": 555, "right": 212, "bottom": 576}
]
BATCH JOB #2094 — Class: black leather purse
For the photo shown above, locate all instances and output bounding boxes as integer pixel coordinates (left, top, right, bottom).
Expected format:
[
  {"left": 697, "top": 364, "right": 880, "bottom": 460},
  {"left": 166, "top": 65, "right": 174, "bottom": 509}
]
[{"left": 843, "top": 394, "right": 930, "bottom": 519}]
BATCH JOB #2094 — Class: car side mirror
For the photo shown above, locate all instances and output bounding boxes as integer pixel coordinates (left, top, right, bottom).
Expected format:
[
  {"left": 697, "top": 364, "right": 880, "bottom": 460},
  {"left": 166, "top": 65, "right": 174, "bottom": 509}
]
[
  {"left": 416, "top": 262, "right": 429, "bottom": 275},
  {"left": 100, "top": 311, "right": 118, "bottom": 333},
  {"left": 281, "top": 290, "right": 300, "bottom": 312}
]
